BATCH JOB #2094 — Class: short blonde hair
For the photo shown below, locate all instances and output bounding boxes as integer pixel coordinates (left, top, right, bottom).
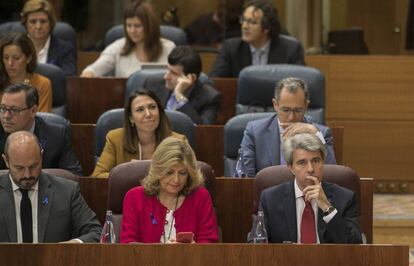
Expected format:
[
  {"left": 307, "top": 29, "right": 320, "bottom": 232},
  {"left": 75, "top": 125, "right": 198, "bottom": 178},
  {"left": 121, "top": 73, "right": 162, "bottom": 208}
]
[
  {"left": 142, "top": 137, "right": 204, "bottom": 195},
  {"left": 21, "top": 0, "right": 56, "bottom": 30}
]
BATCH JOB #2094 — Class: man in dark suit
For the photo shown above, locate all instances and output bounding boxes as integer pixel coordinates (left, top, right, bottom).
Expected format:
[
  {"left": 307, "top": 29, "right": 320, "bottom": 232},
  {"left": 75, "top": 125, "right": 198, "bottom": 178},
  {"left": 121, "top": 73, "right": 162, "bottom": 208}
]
[
  {"left": 240, "top": 77, "right": 336, "bottom": 177},
  {"left": 0, "top": 131, "right": 101, "bottom": 243},
  {"left": 209, "top": 0, "right": 305, "bottom": 78},
  {"left": 143, "top": 46, "right": 221, "bottom": 125},
  {"left": 258, "top": 133, "right": 362, "bottom": 244},
  {"left": 0, "top": 83, "right": 82, "bottom": 175}
]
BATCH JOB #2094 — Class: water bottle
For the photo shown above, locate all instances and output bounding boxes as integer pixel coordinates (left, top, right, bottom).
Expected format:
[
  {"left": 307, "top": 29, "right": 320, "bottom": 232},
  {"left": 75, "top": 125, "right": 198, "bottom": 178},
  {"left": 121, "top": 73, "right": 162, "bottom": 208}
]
[
  {"left": 253, "top": 211, "right": 268, "bottom": 243},
  {"left": 100, "top": 210, "right": 116, "bottom": 243},
  {"left": 234, "top": 148, "right": 247, "bottom": 178}
]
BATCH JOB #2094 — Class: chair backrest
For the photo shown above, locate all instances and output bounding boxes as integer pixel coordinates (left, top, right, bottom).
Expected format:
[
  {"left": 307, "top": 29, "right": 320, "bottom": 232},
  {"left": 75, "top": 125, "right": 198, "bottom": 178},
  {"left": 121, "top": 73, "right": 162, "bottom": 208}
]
[
  {"left": 103, "top": 24, "right": 187, "bottom": 48},
  {"left": 36, "top": 112, "right": 72, "bottom": 137},
  {"left": 125, "top": 69, "right": 211, "bottom": 104},
  {"left": 107, "top": 160, "right": 215, "bottom": 242},
  {"left": 328, "top": 28, "right": 369, "bottom": 55},
  {"left": 95, "top": 108, "right": 195, "bottom": 157},
  {"left": 223, "top": 112, "right": 273, "bottom": 176},
  {"left": 236, "top": 64, "right": 325, "bottom": 125},
  {"left": 35, "top": 63, "right": 67, "bottom": 117},
  {"left": 0, "top": 168, "right": 78, "bottom": 182},
  {"left": 0, "top": 21, "right": 76, "bottom": 49}
]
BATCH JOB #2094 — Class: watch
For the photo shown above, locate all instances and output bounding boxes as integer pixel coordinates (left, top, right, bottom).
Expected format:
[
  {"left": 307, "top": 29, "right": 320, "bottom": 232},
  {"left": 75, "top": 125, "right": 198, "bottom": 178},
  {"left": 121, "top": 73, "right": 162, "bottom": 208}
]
[{"left": 323, "top": 206, "right": 335, "bottom": 216}]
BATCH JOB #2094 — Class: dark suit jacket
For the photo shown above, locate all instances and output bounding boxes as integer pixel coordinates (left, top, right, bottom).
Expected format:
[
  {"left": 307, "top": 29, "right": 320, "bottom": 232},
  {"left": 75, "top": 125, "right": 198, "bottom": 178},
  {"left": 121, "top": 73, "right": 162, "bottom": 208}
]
[
  {"left": 259, "top": 180, "right": 362, "bottom": 244},
  {"left": 47, "top": 34, "right": 77, "bottom": 76},
  {"left": 241, "top": 114, "right": 336, "bottom": 177},
  {"left": 209, "top": 35, "right": 305, "bottom": 78},
  {"left": 143, "top": 78, "right": 222, "bottom": 125},
  {"left": 0, "top": 172, "right": 101, "bottom": 243},
  {"left": 0, "top": 116, "right": 83, "bottom": 175}
]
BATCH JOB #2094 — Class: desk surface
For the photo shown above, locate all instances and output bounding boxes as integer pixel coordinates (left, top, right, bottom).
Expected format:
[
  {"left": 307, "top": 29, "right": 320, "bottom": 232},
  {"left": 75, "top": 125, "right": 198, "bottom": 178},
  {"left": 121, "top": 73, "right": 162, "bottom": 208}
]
[{"left": 0, "top": 243, "right": 407, "bottom": 266}]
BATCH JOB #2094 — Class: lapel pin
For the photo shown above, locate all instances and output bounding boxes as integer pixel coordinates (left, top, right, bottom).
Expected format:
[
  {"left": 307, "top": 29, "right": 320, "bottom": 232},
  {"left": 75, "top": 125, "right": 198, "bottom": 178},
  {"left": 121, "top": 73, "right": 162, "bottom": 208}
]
[{"left": 42, "top": 196, "right": 49, "bottom": 205}]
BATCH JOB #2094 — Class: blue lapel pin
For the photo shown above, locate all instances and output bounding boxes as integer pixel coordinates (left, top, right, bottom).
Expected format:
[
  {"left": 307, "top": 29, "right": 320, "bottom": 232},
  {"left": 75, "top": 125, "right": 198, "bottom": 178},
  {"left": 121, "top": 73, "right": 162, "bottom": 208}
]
[{"left": 42, "top": 196, "right": 49, "bottom": 205}]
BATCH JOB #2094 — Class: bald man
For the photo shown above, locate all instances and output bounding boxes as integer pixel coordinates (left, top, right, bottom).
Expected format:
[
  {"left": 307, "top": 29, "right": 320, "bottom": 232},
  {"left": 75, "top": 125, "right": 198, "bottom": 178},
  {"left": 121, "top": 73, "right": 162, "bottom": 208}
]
[{"left": 0, "top": 131, "right": 101, "bottom": 243}]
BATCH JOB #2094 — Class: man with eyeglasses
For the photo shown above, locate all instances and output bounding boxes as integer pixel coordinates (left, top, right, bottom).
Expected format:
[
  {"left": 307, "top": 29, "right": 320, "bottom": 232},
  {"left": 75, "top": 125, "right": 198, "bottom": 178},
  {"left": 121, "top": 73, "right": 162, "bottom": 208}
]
[
  {"left": 0, "top": 83, "right": 82, "bottom": 175},
  {"left": 255, "top": 133, "right": 362, "bottom": 243},
  {"left": 240, "top": 77, "right": 336, "bottom": 176},
  {"left": 209, "top": 0, "right": 304, "bottom": 78}
]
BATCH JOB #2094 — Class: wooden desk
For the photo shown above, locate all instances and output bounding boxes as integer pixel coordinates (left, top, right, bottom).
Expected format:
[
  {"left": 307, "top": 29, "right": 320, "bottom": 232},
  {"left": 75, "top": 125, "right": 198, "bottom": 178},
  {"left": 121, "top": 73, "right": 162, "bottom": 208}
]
[
  {"left": 0, "top": 244, "right": 407, "bottom": 266},
  {"left": 211, "top": 77, "right": 237, "bottom": 124},
  {"left": 66, "top": 77, "right": 126, "bottom": 123}
]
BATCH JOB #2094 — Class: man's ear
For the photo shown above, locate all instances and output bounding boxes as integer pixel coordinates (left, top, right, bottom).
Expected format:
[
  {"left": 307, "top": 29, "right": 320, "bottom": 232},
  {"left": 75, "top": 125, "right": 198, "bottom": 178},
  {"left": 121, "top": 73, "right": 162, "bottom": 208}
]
[
  {"left": 287, "top": 164, "right": 295, "bottom": 176},
  {"left": 2, "top": 154, "right": 9, "bottom": 169},
  {"left": 272, "top": 98, "right": 279, "bottom": 112}
]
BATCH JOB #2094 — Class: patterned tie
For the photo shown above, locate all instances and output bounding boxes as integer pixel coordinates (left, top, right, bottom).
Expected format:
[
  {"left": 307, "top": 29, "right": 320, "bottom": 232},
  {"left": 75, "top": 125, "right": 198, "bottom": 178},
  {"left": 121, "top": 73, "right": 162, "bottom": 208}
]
[
  {"left": 20, "top": 188, "right": 33, "bottom": 243},
  {"left": 301, "top": 197, "right": 316, "bottom": 243}
]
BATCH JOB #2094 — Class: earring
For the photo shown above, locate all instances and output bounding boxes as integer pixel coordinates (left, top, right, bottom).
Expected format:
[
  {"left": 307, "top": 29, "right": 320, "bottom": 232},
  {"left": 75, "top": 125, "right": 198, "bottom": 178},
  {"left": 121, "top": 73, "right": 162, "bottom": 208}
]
[{"left": 130, "top": 121, "right": 135, "bottom": 127}]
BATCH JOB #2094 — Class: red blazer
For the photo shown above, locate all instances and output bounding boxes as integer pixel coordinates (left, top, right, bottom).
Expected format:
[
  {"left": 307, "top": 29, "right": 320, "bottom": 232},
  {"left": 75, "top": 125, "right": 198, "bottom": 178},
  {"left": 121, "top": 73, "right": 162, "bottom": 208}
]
[{"left": 120, "top": 186, "right": 219, "bottom": 243}]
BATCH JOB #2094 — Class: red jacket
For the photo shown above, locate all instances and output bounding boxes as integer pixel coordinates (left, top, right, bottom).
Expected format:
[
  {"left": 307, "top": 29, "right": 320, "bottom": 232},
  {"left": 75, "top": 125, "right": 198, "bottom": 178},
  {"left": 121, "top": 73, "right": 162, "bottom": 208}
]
[{"left": 120, "top": 186, "right": 219, "bottom": 243}]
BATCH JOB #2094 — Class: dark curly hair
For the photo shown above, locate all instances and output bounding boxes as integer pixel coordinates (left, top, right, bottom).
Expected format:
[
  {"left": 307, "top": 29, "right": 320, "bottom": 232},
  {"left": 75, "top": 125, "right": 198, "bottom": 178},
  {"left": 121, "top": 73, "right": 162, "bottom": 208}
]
[{"left": 244, "top": 0, "right": 281, "bottom": 39}]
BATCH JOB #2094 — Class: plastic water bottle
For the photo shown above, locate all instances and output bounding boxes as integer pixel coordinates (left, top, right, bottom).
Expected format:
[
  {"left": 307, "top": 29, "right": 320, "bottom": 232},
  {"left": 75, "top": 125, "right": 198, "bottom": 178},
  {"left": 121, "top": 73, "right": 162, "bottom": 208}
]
[
  {"left": 100, "top": 210, "right": 116, "bottom": 243},
  {"left": 253, "top": 211, "right": 268, "bottom": 243},
  {"left": 234, "top": 148, "right": 247, "bottom": 178}
]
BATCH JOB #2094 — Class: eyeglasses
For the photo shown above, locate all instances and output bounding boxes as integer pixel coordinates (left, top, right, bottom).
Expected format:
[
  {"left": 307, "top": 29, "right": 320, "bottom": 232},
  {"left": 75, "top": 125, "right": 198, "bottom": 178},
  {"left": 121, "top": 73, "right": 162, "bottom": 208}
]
[
  {"left": 0, "top": 105, "right": 33, "bottom": 116},
  {"left": 278, "top": 107, "right": 306, "bottom": 115},
  {"left": 239, "top": 16, "right": 260, "bottom": 26}
]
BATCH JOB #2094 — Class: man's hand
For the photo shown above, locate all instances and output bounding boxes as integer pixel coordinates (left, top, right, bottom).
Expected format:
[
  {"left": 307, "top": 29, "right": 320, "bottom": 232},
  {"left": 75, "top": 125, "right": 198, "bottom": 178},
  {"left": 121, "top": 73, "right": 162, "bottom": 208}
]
[
  {"left": 174, "top": 74, "right": 196, "bottom": 101},
  {"left": 282, "top": 122, "right": 318, "bottom": 140},
  {"left": 302, "top": 175, "right": 331, "bottom": 211}
]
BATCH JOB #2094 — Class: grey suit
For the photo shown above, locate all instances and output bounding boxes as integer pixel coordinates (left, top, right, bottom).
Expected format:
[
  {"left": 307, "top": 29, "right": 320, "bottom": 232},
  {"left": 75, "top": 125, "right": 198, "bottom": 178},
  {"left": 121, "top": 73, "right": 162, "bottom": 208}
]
[
  {"left": 259, "top": 180, "right": 362, "bottom": 243},
  {"left": 0, "top": 172, "right": 101, "bottom": 243},
  {"left": 241, "top": 114, "right": 336, "bottom": 176},
  {"left": 209, "top": 36, "right": 305, "bottom": 78}
]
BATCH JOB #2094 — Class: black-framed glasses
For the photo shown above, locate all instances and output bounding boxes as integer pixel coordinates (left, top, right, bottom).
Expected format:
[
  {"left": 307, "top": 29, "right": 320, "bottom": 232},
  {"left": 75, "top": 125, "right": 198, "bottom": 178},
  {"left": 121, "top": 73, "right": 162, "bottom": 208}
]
[
  {"left": 239, "top": 16, "right": 260, "bottom": 26},
  {"left": 278, "top": 107, "right": 306, "bottom": 115},
  {"left": 0, "top": 105, "right": 33, "bottom": 116}
]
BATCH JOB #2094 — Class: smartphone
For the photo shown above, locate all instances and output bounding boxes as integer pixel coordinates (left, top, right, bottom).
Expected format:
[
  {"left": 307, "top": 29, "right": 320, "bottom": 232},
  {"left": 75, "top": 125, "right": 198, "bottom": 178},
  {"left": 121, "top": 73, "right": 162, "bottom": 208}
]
[{"left": 176, "top": 232, "right": 194, "bottom": 243}]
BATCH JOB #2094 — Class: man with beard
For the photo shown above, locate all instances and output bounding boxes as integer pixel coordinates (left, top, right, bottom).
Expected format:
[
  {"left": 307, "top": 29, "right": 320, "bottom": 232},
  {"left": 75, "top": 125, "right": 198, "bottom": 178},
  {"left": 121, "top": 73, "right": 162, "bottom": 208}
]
[{"left": 0, "top": 131, "right": 101, "bottom": 243}]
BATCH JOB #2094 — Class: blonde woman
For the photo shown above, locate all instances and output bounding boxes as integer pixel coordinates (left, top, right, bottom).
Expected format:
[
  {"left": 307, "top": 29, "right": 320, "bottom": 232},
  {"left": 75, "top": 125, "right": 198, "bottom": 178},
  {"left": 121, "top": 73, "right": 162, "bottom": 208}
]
[{"left": 120, "top": 137, "right": 219, "bottom": 243}]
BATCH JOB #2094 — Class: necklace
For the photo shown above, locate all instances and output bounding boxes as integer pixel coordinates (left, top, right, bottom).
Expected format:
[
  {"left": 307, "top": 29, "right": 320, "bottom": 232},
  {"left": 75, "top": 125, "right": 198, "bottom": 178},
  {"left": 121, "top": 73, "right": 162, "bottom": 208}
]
[{"left": 160, "top": 195, "right": 179, "bottom": 243}]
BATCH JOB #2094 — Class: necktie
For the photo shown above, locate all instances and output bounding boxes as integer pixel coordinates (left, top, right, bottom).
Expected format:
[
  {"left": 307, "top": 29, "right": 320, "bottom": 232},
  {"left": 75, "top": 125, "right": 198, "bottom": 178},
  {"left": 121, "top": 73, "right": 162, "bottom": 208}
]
[
  {"left": 20, "top": 188, "right": 33, "bottom": 243},
  {"left": 301, "top": 198, "right": 316, "bottom": 243}
]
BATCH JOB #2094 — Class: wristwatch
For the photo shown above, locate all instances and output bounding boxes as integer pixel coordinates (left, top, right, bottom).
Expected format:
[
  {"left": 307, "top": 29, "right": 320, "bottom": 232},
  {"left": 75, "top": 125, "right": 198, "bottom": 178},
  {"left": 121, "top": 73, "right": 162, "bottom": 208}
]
[{"left": 323, "top": 205, "right": 335, "bottom": 216}]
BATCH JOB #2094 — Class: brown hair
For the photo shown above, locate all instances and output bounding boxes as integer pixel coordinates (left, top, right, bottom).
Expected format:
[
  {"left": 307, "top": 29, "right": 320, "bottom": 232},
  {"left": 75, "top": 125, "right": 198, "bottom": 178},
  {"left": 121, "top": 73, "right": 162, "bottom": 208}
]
[
  {"left": 123, "top": 88, "right": 172, "bottom": 153},
  {"left": 0, "top": 33, "right": 37, "bottom": 88},
  {"left": 121, "top": 1, "right": 162, "bottom": 61},
  {"left": 21, "top": 0, "right": 56, "bottom": 31}
]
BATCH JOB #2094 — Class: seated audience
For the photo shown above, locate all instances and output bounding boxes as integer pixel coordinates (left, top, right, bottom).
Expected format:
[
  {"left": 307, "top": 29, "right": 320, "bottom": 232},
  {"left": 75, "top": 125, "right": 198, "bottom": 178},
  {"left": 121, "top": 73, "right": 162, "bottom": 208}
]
[
  {"left": 240, "top": 77, "right": 336, "bottom": 177},
  {"left": 0, "top": 32, "right": 52, "bottom": 112},
  {"left": 209, "top": 0, "right": 305, "bottom": 77},
  {"left": 143, "top": 46, "right": 221, "bottom": 125},
  {"left": 0, "top": 83, "right": 82, "bottom": 175},
  {"left": 120, "top": 137, "right": 219, "bottom": 243},
  {"left": 92, "top": 89, "right": 186, "bottom": 178},
  {"left": 256, "top": 133, "right": 362, "bottom": 243},
  {"left": 0, "top": 131, "right": 101, "bottom": 243},
  {"left": 81, "top": 1, "right": 175, "bottom": 78},
  {"left": 21, "top": 0, "right": 77, "bottom": 76}
]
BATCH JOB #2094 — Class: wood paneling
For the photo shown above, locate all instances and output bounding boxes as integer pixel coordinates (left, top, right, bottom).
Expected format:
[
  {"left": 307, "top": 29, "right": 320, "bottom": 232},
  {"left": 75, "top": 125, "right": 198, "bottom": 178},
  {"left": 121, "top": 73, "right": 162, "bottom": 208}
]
[
  {"left": 66, "top": 77, "right": 126, "bottom": 123},
  {"left": 307, "top": 55, "right": 414, "bottom": 184},
  {"left": 72, "top": 124, "right": 96, "bottom": 176},
  {"left": 0, "top": 243, "right": 407, "bottom": 266}
]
